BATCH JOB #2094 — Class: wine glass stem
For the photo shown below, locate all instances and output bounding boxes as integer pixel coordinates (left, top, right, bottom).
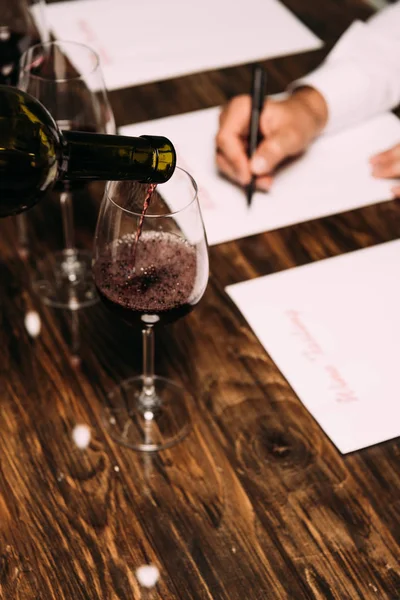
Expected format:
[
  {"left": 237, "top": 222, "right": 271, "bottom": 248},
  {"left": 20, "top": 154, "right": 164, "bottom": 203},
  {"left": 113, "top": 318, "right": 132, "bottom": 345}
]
[
  {"left": 141, "top": 325, "right": 156, "bottom": 406},
  {"left": 70, "top": 309, "right": 80, "bottom": 355},
  {"left": 60, "top": 191, "right": 76, "bottom": 256},
  {"left": 15, "top": 213, "right": 29, "bottom": 258}
]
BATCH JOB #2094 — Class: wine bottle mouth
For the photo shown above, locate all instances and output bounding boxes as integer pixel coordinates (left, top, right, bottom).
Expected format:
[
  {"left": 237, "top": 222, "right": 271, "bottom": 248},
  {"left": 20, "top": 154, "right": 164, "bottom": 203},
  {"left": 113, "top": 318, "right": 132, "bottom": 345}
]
[
  {"left": 139, "top": 134, "right": 177, "bottom": 184},
  {"left": 106, "top": 167, "right": 199, "bottom": 219}
]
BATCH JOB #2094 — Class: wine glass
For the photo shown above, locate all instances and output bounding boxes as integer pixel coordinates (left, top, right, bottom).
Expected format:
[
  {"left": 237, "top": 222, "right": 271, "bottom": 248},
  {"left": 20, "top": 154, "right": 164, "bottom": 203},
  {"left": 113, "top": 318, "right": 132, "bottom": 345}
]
[
  {"left": 0, "top": 0, "right": 49, "bottom": 258},
  {"left": 93, "top": 168, "right": 209, "bottom": 451},
  {"left": 18, "top": 40, "right": 116, "bottom": 310}
]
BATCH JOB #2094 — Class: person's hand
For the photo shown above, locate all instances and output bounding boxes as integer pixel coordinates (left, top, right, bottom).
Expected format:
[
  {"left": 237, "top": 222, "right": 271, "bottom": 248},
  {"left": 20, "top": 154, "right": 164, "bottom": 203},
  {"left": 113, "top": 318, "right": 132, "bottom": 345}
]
[
  {"left": 370, "top": 144, "right": 400, "bottom": 197},
  {"left": 215, "top": 86, "right": 328, "bottom": 191}
]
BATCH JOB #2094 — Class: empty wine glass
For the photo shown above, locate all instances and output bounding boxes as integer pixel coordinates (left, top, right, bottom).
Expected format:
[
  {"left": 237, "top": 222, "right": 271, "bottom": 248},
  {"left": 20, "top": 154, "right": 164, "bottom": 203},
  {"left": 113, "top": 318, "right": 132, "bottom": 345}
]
[
  {"left": 18, "top": 40, "right": 116, "bottom": 309},
  {"left": 93, "top": 168, "right": 209, "bottom": 451}
]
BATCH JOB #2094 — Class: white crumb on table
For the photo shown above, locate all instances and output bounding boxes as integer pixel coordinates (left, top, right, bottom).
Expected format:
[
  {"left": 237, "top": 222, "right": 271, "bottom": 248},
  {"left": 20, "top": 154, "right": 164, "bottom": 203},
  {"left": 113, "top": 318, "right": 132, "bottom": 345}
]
[
  {"left": 135, "top": 564, "right": 160, "bottom": 588},
  {"left": 72, "top": 424, "right": 91, "bottom": 449},
  {"left": 24, "top": 311, "right": 41, "bottom": 337}
]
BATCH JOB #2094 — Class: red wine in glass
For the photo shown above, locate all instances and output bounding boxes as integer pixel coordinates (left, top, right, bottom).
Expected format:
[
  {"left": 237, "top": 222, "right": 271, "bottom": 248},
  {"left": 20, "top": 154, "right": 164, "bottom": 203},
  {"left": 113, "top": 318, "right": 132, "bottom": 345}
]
[{"left": 94, "top": 231, "right": 199, "bottom": 326}]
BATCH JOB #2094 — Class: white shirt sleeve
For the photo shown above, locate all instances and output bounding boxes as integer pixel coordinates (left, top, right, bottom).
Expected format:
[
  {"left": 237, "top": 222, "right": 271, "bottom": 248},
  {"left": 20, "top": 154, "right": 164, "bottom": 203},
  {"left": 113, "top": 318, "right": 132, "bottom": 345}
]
[{"left": 292, "top": 2, "right": 400, "bottom": 134}]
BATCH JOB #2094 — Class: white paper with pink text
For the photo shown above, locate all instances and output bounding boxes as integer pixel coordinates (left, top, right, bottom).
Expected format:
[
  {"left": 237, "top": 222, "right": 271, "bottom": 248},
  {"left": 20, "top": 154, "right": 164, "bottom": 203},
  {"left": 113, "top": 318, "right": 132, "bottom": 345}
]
[
  {"left": 226, "top": 239, "right": 400, "bottom": 453},
  {"left": 46, "top": 0, "right": 322, "bottom": 90}
]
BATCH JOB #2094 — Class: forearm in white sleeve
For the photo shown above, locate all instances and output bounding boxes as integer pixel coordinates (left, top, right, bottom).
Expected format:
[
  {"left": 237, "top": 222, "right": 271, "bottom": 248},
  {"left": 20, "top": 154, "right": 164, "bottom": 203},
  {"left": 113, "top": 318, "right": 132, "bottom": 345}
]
[{"left": 292, "top": 2, "right": 400, "bottom": 134}]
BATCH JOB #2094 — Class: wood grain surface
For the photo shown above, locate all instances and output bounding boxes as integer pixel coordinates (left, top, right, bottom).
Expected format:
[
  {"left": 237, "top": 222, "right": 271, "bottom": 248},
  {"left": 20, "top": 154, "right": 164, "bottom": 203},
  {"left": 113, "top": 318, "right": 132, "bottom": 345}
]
[{"left": 1, "top": 1, "right": 400, "bottom": 598}]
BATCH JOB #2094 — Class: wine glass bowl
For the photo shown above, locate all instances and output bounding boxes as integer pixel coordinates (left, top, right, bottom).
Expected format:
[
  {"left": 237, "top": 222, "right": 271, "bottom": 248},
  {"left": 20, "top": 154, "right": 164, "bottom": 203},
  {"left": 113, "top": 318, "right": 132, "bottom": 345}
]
[
  {"left": 93, "top": 168, "right": 209, "bottom": 451},
  {"left": 18, "top": 40, "right": 116, "bottom": 310},
  {"left": 19, "top": 41, "right": 114, "bottom": 134}
]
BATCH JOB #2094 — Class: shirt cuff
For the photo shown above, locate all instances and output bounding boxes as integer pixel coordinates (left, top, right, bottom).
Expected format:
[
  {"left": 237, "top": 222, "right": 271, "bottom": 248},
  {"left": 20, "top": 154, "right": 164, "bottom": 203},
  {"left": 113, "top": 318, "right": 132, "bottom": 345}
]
[
  {"left": 292, "top": 61, "right": 375, "bottom": 135},
  {"left": 290, "top": 21, "right": 400, "bottom": 135}
]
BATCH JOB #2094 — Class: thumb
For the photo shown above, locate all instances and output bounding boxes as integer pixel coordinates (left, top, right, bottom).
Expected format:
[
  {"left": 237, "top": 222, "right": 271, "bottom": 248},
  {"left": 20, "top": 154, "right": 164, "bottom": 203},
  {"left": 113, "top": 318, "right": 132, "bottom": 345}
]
[{"left": 251, "top": 128, "right": 299, "bottom": 176}]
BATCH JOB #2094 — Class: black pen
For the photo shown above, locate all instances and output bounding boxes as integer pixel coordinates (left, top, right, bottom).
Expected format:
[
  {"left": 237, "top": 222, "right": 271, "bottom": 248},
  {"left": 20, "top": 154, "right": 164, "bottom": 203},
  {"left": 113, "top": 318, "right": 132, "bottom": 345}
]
[{"left": 246, "top": 65, "right": 267, "bottom": 207}]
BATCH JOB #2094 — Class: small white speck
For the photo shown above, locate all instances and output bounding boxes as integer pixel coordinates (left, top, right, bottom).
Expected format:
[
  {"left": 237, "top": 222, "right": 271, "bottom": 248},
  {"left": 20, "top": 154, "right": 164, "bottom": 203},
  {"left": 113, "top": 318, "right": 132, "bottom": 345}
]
[
  {"left": 109, "top": 416, "right": 116, "bottom": 425},
  {"left": 57, "top": 472, "right": 65, "bottom": 482},
  {"left": 0, "top": 28, "right": 10, "bottom": 41},
  {"left": 135, "top": 564, "right": 159, "bottom": 588},
  {"left": 68, "top": 297, "right": 79, "bottom": 310},
  {"left": 72, "top": 424, "right": 91, "bottom": 449},
  {"left": 114, "top": 465, "right": 120, "bottom": 472},
  {"left": 18, "top": 247, "right": 29, "bottom": 260},
  {"left": 24, "top": 311, "right": 41, "bottom": 338},
  {"left": 232, "top": 547, "right": 237, "bottom": 554},
  {"left": 142, "top": 314, "right": 160, "bottom": 324},
  {"left": 1, "top": 64, "right": 13, "bottom": 77},
  {"left": 144, "top": 411, "right": 154, "bottom": 421},
  {"left": 70, "top": 355, "right": 81, "bottom": 368},
  {"left": 368, "top": 583, "right": 378, "bottom": 593}
]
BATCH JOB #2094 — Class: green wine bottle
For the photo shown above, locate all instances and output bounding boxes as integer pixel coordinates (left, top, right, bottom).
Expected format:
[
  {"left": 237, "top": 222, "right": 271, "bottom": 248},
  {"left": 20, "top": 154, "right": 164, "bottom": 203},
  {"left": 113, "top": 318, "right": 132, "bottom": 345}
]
[{"left": 0, "top": 85, "right": 176, "bottom": 218}]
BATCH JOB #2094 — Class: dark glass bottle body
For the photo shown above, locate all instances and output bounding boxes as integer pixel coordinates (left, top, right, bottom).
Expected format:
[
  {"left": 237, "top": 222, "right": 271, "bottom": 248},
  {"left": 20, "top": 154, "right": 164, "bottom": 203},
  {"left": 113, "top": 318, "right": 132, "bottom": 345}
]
[{"left": 0, "top": 85, "right": 176, "bottom": 217}]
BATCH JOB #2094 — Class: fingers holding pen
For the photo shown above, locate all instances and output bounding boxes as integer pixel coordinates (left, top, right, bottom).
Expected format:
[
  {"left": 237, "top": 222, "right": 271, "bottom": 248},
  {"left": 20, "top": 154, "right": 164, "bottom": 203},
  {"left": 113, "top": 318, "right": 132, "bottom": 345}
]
[
  {"left": 249, "top": 128, "right": 302, "bottom": 183},
  {"left": 216, "top": 147, "right": 272, "bottom": 191},
  {"left": 216, "top": 95, "right": 253, "bottom": 186},
  {"left": 216, "top": 94, "right": 276, "bottom": 190}
]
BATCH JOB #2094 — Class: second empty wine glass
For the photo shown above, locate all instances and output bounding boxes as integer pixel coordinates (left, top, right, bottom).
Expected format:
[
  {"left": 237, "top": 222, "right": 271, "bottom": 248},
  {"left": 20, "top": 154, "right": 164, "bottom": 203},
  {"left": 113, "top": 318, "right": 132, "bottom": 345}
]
[{"left": 18, "top": 41, "right": 116, "bottom": 309}]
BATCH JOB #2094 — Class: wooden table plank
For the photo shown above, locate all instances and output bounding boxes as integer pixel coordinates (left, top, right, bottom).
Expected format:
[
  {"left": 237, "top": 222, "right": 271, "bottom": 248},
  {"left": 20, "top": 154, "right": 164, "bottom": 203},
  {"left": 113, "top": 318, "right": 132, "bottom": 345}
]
[{"left": 1, "top": 1, "right": 399, "bottom": 598}]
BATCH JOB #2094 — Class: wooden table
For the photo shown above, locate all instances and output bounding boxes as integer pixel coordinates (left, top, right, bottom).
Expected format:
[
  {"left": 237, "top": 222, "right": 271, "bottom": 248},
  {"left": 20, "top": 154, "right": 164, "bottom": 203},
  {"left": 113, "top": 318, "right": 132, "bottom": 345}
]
[{"left": 1, "top": 1, "right": 399, "bottom": 598}]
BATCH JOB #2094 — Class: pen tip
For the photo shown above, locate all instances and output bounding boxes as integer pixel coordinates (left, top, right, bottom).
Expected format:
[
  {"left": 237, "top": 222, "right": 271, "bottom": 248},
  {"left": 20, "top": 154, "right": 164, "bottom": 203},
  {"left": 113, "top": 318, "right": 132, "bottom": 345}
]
[
  {"left": 246, "top": 187, "right": 253, "bottom": 207},
  {"left": 246, "top": 180, "right": 255, "bottom": 207}
]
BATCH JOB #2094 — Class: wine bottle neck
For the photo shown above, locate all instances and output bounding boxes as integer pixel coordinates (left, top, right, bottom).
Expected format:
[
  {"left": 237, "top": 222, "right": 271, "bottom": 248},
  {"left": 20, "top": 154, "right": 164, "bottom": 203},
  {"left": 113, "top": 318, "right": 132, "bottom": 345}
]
[{"left": 60, "top": 131, "right": 176, "bottom": 184}]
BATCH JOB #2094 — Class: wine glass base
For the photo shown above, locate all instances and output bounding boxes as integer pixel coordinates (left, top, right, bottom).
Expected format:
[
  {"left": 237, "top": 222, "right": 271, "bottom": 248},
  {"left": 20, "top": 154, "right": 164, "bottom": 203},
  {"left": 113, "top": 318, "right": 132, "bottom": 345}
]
[
  {"left": 33, "top": 249, "right": 99, "bottom": 310},
  {"left": 103, "top": 375, "right": 192, "bottom": 452}
]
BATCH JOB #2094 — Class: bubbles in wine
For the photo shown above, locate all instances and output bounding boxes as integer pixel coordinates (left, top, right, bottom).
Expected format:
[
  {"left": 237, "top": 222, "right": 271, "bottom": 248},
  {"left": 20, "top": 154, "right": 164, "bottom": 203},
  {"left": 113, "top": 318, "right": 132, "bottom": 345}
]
[{"left": 95, "top": 231, "right": 202, "bottom": 325}]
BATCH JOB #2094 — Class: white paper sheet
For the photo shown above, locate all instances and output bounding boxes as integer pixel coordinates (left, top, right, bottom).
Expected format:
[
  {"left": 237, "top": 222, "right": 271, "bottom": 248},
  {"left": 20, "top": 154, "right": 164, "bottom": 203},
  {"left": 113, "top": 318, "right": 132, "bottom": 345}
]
[
  {"left": 121, "top": 107, "right": 400, "bottom": 246},
  {"left": 226, "top": 240, "right": 400, "bottom": 453},
  {"left": 46, "top": 0, "right": 322, "bottom": 90}
]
